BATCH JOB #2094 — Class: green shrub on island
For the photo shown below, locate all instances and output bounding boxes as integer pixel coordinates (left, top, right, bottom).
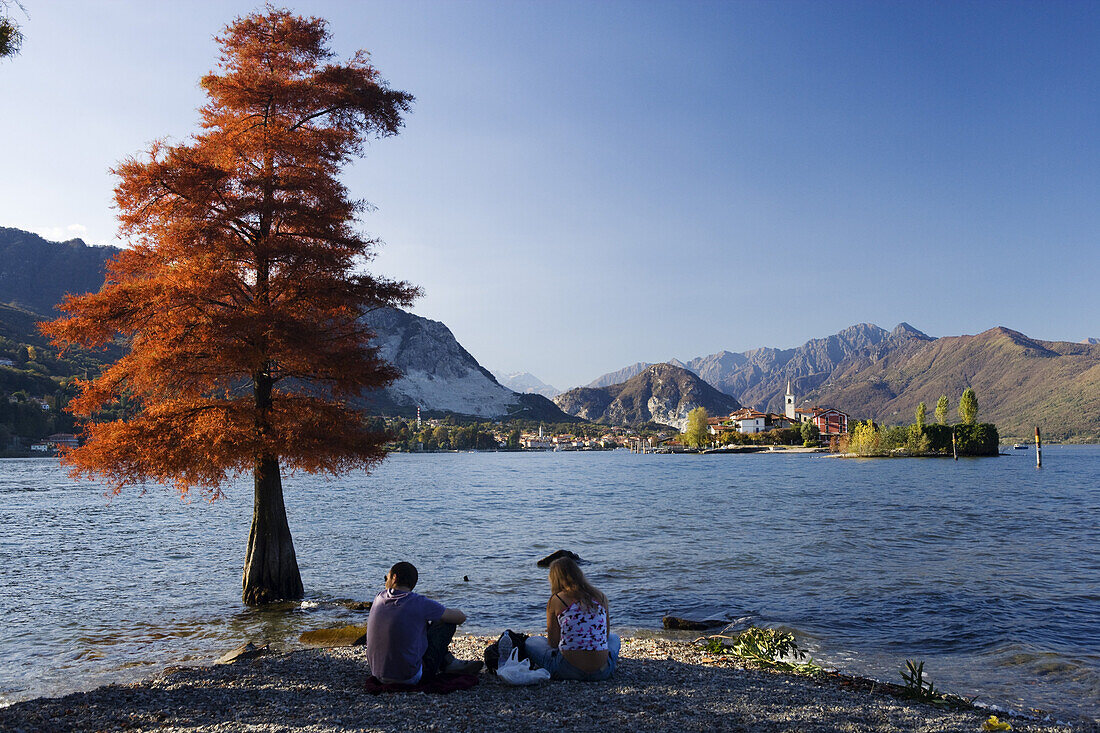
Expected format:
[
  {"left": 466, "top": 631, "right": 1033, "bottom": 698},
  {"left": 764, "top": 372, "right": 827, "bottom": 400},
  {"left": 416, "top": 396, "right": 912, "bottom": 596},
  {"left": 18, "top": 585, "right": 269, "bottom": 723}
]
[
  {"left": 923, "top": 423, "right": 954, "bottom": 452},
  {"left": 845, "top": 420, "right": 998, "bottom": 457},
  {"left": 954, "top": 423, "right": 999, "bottom": 455},
  {"left": 843, "top": 389, "right": 998, "bottom": 457}
]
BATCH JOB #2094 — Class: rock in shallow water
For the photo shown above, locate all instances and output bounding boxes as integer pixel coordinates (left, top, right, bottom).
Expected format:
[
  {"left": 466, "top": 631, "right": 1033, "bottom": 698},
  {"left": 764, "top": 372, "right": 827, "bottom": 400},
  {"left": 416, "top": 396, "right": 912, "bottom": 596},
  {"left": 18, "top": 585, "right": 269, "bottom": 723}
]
[
  {"left": 341, "top": 600, "right": 372, "bottom": 611},
  {"left": 215, "top": 642, "right": 271, "bottom": 664},
  {"left": 299, "top": 625, "right": 369, "bottom": 647},
  {"left": 661, "top": 616, "right": 727, "bottom": 631},
  {"left": 536, "top": 549, "right": 586, "bottom": 567}
]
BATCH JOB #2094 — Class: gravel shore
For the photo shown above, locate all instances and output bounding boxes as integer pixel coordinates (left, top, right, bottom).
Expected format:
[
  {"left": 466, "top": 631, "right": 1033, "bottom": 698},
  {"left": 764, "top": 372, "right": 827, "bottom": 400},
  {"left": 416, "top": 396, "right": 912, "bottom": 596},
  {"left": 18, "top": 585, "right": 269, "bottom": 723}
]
[{"left": 1, "top": 636, "right": 1090, "bottom": 732}]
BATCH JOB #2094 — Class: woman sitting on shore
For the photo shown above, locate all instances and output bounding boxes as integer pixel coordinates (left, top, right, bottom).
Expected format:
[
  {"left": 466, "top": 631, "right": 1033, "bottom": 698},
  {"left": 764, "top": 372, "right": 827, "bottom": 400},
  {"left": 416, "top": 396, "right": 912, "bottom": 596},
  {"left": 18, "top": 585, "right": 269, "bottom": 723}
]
[{"left": 525, "top": 557, "right": 621, "bottom": 681}]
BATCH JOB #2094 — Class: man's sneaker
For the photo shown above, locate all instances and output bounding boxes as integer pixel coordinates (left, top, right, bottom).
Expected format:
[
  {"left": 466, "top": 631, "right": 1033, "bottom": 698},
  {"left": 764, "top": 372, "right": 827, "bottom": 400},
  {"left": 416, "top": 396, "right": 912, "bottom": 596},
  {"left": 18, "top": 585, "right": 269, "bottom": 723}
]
[{"left": 443, "top": 657, "right": 484, "bottom": 675}]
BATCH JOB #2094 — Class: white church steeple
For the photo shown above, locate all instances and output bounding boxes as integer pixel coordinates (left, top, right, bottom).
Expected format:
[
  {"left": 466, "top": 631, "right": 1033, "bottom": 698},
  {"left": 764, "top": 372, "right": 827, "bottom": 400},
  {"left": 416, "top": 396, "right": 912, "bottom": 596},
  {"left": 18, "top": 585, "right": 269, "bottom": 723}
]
[{"left": 785, "top": 380, "right": 796, "bottom": 420}]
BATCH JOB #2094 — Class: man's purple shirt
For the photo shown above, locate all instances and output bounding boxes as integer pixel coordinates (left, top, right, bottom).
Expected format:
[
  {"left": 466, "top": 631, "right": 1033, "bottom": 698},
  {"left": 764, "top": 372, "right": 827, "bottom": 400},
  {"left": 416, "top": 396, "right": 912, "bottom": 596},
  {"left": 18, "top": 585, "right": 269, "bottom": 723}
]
[{"left": 365, "top": 589, "right": 445, "bottom": 682}]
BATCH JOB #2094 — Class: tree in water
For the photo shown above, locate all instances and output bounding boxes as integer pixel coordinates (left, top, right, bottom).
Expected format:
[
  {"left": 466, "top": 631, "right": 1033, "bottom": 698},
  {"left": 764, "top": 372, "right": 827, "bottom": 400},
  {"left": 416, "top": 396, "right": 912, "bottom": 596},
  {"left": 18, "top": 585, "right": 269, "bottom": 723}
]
[
  {"left": 683, "top": 406, "right": 710, "bottom": 448},
  {"left": 42, "top": 9, "right": 417, "bottom": 605},
  {"left": 958, "top": 388, "right": 978, "bottom": 425},
  {"left": 935, "top": 394, "right": 950, "bottom": 425}
]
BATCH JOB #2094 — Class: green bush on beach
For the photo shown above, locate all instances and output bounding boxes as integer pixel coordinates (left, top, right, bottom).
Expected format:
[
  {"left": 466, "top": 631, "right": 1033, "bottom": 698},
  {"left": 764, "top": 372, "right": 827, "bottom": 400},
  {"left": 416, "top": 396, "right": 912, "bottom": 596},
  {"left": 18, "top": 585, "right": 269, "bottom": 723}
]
[{"left": 701, "top": 626, "right": 824, "bottom": 676}]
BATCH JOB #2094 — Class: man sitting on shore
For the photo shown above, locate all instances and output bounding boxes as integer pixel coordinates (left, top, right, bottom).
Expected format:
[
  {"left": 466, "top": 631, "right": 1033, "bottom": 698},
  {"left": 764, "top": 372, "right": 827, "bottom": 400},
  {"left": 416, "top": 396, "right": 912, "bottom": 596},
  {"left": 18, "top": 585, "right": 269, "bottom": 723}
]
[{"left": 365, "top": 561, "right": 482, "bottom": 684}]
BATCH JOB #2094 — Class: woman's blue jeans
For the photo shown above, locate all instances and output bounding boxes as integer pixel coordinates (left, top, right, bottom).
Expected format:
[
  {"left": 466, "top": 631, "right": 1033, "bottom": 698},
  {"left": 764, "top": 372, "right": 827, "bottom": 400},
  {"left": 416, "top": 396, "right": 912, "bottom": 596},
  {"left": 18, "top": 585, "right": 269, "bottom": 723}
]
[{"left": 525, "top": 634, "right": 621, "bottom": 681}]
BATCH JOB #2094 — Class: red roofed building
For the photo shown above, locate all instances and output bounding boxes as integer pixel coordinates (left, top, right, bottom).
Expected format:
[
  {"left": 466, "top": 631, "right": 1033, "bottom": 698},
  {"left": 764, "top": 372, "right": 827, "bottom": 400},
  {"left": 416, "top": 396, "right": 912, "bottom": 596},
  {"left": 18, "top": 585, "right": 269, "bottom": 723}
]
[{"left": 785, "top": 381, "right": 848, "bottom": 435}]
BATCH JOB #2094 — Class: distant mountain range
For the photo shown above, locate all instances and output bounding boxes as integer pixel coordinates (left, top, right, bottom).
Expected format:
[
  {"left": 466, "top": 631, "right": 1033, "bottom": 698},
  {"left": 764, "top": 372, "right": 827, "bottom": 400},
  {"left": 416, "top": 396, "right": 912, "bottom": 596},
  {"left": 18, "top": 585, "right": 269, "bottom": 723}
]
[
  {"left": 493, "top": 371, "right": 561, "bottom": 399},
  {"left": 4, "top": 226, "right": 1099, "bottom": 439},
  {"left": 586, "top": 323, "right": 932, "bottom": 412},
  {"left": 584, "top": 323, "right": 1100, "bottom": 441},
  {"left": 555, "top": 363, "right": 740, "bottom": 430},
  {"left": 801, "top": 326, "right": 1100, "bottom": 442},
  {"left": 0, "top": 227, "right": 569, "bottom": 422}
]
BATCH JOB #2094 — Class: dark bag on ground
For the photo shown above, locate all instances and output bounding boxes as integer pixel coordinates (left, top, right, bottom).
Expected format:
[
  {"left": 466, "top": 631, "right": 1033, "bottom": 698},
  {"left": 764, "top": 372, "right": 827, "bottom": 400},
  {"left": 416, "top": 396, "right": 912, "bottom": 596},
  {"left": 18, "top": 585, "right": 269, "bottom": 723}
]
[{"left": 483, "top": 629, "right": 529, "bottom": 672}]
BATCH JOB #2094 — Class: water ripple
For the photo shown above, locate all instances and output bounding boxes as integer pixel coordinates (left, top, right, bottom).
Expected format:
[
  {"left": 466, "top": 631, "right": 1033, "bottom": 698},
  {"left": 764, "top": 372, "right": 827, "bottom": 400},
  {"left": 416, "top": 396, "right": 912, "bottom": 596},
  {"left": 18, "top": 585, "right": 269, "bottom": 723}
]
[{"left": 0, "top": 448, "right": 1097, "bottom": 721}]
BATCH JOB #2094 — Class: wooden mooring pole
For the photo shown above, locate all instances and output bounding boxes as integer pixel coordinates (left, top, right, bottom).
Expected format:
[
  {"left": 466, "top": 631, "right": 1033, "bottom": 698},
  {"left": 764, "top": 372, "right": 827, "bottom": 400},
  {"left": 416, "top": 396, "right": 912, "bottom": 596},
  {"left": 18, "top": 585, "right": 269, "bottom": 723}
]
[{"left": 1035, "top": 426, "right": 1042, "bottom": 468}]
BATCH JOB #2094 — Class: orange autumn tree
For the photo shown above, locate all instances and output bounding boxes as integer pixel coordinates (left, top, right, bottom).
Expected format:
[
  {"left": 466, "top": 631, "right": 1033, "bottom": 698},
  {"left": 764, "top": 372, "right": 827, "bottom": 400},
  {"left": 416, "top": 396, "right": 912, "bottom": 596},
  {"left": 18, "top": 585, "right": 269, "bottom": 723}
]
[{"left": 42, "top": 9, "right": 417, "bottom": 605}]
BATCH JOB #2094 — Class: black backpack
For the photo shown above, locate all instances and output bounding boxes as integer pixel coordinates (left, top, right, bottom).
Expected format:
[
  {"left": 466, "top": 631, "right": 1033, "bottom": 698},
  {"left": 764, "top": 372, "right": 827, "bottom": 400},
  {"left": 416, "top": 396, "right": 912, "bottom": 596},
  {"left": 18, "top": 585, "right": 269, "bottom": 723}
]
[{"left": 483, "top": 629, "right": 529, "bottom": 672}]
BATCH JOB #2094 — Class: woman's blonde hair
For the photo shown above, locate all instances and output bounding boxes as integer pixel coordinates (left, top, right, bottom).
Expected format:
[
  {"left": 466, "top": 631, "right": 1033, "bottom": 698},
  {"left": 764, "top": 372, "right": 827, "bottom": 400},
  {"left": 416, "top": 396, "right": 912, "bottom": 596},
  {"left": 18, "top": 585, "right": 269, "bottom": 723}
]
[{"left": 548, "top": 557, "right": 606, "bottom": 610}]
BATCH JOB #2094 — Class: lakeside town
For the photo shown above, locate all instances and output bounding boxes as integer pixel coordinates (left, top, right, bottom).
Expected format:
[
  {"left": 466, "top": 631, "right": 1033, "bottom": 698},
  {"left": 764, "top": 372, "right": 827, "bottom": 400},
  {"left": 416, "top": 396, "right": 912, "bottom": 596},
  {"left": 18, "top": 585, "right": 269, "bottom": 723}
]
[{"left": 369, "top": 383, "right": 852, "bottom": 454}]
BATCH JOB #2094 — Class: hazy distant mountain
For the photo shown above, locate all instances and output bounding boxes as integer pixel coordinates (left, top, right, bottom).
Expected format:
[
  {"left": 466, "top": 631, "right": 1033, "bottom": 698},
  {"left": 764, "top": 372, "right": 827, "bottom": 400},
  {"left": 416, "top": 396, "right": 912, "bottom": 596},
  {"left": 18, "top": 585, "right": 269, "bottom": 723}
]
[
  {"left": 586, "top": 361, "right": 652, "bottom": 388},
  {"left": 0, "top": 227, "right": 119, "bottom": 317},
  {"left": 1083, "top": 338, "right": 1100, "bottom": 345},
  {"left": 586, "top": 322, "right": 933, "bottom": 414},
  {"left": 494, "top": 371, "right": 561, "bottom": 398},
  {"left": 555, "top": 363, "right": 741, "bottom": 430},
  {"left": 712, "top": 322, "right": 933, "bottom": 413},
  {"left": 588, "top": 321, "right": 1100, "bottom": 440}
]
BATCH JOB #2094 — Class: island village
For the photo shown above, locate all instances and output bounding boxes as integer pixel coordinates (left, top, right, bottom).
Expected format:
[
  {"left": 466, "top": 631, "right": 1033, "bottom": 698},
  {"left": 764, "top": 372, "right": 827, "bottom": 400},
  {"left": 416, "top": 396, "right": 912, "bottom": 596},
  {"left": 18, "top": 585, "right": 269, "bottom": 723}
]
[{"left": 390, "top": 383, "right": 849, "bottom": 454}]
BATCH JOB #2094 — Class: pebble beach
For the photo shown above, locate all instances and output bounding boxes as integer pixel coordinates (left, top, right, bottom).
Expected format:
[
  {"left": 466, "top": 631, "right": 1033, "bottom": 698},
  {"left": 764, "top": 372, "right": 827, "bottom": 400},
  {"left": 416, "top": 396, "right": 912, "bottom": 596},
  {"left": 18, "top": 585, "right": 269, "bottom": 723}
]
[{"left": 1, "top": 636, "right": 1090, "bottom": 733}]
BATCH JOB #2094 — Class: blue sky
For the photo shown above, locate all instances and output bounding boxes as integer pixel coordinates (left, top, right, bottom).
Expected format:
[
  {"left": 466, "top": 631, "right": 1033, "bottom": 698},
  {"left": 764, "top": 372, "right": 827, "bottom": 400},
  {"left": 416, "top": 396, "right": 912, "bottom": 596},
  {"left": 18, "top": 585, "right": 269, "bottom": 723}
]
[{"left": 1, "top": 1, "right": 1097, "bottom": 389}]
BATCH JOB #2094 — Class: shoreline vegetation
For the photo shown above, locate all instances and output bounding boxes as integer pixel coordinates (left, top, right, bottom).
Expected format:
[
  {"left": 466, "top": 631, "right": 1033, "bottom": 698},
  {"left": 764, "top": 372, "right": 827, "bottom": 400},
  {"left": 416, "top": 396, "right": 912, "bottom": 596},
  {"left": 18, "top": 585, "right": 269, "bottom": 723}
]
[{"left": 0, "top": 635, "right": 1086, "bottom": 733}]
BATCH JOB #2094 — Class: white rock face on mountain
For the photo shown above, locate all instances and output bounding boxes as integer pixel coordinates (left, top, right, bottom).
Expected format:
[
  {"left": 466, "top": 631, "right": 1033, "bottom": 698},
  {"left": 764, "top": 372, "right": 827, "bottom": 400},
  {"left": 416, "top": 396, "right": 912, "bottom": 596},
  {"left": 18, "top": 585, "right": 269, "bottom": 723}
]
[
  {"left": 360, "top": 308, "right": 522, "bottom": 418},
  {"left": 494, "top": 371, "right": 560, "bottom": 398},
  {"left": 555, "top": 364, "right": 740, "bottom": 429}
]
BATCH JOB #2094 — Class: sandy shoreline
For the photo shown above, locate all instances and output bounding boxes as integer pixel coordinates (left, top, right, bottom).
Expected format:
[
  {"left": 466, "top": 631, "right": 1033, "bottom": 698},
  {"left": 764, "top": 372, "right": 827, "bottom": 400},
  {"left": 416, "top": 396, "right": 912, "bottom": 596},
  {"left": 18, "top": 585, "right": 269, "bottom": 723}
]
[{"left": 1, "top": 635, "right": 1091, "bottom": 733}]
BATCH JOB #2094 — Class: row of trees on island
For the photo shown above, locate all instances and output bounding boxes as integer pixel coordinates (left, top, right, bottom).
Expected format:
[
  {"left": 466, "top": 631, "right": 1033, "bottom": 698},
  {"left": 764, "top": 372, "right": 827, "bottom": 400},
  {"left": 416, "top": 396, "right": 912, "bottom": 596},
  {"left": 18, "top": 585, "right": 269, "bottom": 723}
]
[{"left": 845, "top": 388, "right": 999, "bottom": 456}]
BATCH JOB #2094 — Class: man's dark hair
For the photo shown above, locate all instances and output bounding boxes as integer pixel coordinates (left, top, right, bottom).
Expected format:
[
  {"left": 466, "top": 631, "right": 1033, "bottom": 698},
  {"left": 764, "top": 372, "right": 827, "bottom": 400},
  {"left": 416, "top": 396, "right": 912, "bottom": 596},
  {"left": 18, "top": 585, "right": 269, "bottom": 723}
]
[{"left": 389, "top": 561, "right": 418, "bottom": 589}]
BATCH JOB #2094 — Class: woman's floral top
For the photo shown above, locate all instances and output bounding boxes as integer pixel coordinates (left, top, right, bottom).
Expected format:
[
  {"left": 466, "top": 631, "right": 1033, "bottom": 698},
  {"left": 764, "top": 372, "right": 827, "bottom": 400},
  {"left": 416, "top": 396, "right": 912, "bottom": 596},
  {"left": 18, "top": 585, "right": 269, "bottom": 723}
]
[{"left": 557, "top": 600, "right": 608, "bottom": 651}]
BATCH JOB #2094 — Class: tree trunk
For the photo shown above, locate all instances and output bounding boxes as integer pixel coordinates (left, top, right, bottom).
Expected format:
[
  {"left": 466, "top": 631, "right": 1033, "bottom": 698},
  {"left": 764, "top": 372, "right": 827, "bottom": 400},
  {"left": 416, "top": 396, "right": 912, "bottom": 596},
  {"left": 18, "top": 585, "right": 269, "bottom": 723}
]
[{"left": 242, "top": 455, "right": 303, "bottom": 605}]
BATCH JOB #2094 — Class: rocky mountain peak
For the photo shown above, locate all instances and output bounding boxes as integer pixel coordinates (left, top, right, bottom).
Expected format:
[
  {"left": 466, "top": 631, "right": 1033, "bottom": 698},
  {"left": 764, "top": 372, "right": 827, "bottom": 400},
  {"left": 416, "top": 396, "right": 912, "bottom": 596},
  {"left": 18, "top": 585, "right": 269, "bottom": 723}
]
[
  {"left": 359, "top": 307, "right": 571, "bottom": 419},
  {"left": 555, "top": 363, "right": 740, "bottom": 429},
  {"left": 890, "top": 322, "right": 931, "bottom": 340}
]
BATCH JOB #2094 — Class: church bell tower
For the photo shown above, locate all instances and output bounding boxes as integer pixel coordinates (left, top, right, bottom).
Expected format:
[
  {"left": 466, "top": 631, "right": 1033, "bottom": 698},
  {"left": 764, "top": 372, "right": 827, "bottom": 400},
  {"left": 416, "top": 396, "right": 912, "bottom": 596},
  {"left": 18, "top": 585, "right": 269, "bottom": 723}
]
[{"left": 785, "top": 380, "right": 796, "bottom": 420}]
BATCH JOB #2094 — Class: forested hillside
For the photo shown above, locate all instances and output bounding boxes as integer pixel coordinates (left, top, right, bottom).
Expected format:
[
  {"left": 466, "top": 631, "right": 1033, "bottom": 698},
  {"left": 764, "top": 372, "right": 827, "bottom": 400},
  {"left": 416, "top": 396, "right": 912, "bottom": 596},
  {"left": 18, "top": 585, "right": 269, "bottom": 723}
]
[{"left": 0, "top": 228, "right": 118, "bottom": 316}]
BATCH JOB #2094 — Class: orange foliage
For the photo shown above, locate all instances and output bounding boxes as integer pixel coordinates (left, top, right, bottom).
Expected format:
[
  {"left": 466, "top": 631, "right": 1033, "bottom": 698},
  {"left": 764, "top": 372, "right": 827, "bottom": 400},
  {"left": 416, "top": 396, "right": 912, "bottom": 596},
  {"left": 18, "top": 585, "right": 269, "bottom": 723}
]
[{"left": 42, "top": 9, "right": 417, "bottom": 498}]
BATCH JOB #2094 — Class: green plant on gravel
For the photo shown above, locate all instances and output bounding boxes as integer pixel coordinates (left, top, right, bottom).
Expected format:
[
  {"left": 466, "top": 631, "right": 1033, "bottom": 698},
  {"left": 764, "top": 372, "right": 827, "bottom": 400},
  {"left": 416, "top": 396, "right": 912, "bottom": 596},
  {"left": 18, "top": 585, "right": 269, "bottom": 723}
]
[
  {"left": 900, "top": 659, "right": 947, "bottom": 704},
  {"left": 703, "top": 627, "right": 824, "bottom": 675}
]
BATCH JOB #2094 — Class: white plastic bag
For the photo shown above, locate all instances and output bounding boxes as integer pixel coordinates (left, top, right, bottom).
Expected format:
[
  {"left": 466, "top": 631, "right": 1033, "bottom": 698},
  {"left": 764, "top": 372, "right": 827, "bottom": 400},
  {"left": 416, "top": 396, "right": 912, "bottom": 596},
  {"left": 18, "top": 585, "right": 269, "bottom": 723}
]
[{"left": 496, "top": 648, "right": 550, "bottom": 686}]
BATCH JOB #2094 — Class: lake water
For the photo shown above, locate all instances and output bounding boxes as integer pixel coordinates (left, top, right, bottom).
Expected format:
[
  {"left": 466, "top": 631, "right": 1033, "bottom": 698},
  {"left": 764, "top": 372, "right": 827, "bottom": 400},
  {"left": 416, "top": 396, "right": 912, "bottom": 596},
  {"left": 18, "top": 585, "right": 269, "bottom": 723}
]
[{"left": 1, "top": 447, "right": 1097, "bottom": 721}]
